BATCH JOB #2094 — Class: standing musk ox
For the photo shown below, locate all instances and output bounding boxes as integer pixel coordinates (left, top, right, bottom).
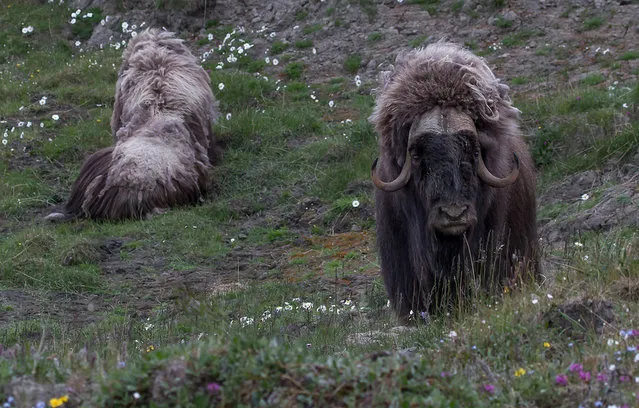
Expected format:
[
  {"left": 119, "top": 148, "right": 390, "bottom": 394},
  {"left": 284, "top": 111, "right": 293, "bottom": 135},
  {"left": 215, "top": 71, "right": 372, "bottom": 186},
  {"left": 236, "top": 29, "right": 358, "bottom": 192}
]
[
  {"left": 48, "top": 29, "right": 219, "bottom": 221},
  {"left": 370, "top": 43, "right": 539, "bottom": 320}
]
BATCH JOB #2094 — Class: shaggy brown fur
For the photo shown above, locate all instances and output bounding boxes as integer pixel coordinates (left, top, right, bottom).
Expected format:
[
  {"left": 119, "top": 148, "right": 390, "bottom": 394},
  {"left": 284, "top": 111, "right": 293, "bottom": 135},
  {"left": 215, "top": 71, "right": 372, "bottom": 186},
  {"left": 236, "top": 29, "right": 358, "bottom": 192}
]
[
  {"left": 370, "top": 42, "right": 539, "bottom": 321},
  {"left": 49, "top": 29, "right": 219, "bottom": 220}
]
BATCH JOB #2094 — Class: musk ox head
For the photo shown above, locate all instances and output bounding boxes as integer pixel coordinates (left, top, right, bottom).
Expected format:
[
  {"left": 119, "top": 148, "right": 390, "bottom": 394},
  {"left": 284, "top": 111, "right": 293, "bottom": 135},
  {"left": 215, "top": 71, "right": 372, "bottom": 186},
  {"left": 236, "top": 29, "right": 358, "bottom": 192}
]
[{"left": 369, "top": 42, "right": 520, "bottom": 237}]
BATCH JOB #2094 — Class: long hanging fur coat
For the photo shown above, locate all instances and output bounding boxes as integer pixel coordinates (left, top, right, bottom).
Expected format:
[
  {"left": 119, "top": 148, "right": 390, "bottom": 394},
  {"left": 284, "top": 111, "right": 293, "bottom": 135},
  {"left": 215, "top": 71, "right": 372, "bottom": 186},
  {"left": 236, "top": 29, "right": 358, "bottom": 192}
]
[{"left": 49, "top": 28, "right": 219, "bottom": 220}]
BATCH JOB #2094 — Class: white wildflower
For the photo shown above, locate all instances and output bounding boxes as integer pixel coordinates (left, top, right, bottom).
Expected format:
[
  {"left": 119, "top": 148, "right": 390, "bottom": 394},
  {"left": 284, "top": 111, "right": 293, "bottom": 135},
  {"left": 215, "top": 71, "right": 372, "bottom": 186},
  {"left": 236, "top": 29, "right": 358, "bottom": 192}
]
[
  {"left": 239, "top": 316, "right": 254, "bottom": 327},
  {"left": 133, "top": 392, "right": 140, "bottom": 399},
  {"left": 312, "top": 47, "right": 317, "bottom": 55},
  {"left": 574, "top": 242, "right": 584, "bottom": 248},
  {"left": 75, "top": 40, "right": 81, "bottom": 47},
  {"left": 225, "top": 113, "right": 232, "bottom": 121},
  {"left": 328, "top": 100, "right": 335, "bottom": 108},
  {"left": 317, "top": 305, "right": 327, "bottom": 313},
  {"left": 352, "top": 200, "right": 360, "bottom": 208},
  {"left": 622, "top": 103, "right": 629, "bottom": 108},
  {"left": 301, "top": 302, "right": 313, "bottom": 310},
  {"left": 272, "top": 58, "right": 279, "bottom": 65},
  {"left": 51, "top": 114, "right": 60, "bottom": 121},
  {"left": 448, "top": 330, "right": 458, "bottom": 338},
  {"left": 634, "top": 353, "right": 639, "bottom": 363},
  {"left": 208, "top": 33, "right": 213, "bottom": 41},
  {"left": 218, "top": 83, "right": 225, "bottom": 91},
  {"left": 122, "top": 22, "right": 129, "bottom": 31},
  {"left": 1, "top": 139, "right": 7, "bottom": 146},
  {"left": 265, "top": 56, "right": 270, "bottom": 64},
  {"left": 131, "top": 31, "right": 137, "bottom": 38}
]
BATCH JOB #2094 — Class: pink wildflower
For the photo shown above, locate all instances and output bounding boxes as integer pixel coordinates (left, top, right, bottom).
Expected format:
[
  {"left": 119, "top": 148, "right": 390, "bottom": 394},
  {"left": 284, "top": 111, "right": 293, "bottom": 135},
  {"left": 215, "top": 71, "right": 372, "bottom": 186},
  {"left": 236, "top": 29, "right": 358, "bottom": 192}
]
[{"left": 555, "top": 374, "right": 568, "bottom": 386}]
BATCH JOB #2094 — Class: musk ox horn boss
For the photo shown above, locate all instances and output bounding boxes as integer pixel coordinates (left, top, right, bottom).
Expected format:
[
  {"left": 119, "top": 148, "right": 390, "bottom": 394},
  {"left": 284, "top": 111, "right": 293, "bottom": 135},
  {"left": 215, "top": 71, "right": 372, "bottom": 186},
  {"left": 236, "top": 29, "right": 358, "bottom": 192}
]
[
  {"left": 47, "top": 28, "right": 219, "bottom": 221},
  {"left": 370, "top": 43, "right": 539, "bottom": 321}
]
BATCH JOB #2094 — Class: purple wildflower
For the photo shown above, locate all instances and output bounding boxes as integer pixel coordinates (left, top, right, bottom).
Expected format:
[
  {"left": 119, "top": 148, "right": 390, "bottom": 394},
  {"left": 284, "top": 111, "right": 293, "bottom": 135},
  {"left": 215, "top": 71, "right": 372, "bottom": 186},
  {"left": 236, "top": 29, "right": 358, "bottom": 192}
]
[
  {"left": 555, "top": 374, "right": 568, "bottom": 386},
  {"left": 207, "top": 382, "right": 221, "bottom": 394},
  {"left": 482, "top": 384, "right": 495, "bottom": 394},
  {"left": 594, "top": 402, "right": 603, "bottom": 408},
  {"left": 578, "top": 370, "right": 591, "bottom": 382},
  {"left": 596, "top": 372, "right": 608, "bottom": 382},
  {"left": 620, "top": 375, "right": 630, "bottom": 383},
  {"left": 440, "top": 371, "right": 452, "bottom": 378},
  {"left": 569, "top": 363, "right": 583, "bottom": 372}
]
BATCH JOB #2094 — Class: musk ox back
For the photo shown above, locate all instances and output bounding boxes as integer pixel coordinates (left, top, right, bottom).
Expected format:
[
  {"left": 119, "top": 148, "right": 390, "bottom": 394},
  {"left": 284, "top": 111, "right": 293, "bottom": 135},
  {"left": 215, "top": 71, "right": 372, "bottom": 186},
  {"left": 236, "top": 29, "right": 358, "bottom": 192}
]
[
  {"left": 48, "top": 28, "right": 219, "bottom": 220},
  {"left": 370, "top": 43, "right": 539, "bottom": 321}
]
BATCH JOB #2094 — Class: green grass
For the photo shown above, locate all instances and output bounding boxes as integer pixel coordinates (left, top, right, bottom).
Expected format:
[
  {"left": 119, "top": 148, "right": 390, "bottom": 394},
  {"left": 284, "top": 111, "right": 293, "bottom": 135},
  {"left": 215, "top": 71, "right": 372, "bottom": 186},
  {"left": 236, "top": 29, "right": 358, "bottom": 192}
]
[
  {"left": 583, "top": 16, "right": 604, "bottom": 30},
  {"left": 343, "top": 54, "right": 362, "bottom": 74},
  {"left": 501, "top": 29, "right": 545, "bottom": 47},
  {"left": 294, "top": 38, "right": 314, "bottom": 49},
  {"left": 581, "top": 72, "right": 605, "bottom": 85},
  {"left": 1, "top": 3, "right": 639, "bottom": 407},
  {"left": 494, "top": 15, "right": 513, "bottom": 29},
  {"left": 302, "top": 23, "right": 323, "bottom": 35},
  {"left": 367, "top": 32, "right": 384, "bottom": 42},
  {"left": 269, "top": 40, "right": 289, "bottom": 55},
  {"left": 284, "top": 61, "right": 305, "bottom": 80},
  {"left": 409, "top": 35, "right": 429, "bottom": 48},
  {"left": 619, "top": 50, "right": 639, "bottom": 61}
]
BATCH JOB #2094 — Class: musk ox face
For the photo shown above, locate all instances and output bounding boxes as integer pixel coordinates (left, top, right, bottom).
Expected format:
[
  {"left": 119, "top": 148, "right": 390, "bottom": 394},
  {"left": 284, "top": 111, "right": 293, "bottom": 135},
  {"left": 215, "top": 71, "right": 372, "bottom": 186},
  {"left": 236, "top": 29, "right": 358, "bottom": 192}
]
[{"left": 371, "top": 106, "right": 520, "bottom": 236}]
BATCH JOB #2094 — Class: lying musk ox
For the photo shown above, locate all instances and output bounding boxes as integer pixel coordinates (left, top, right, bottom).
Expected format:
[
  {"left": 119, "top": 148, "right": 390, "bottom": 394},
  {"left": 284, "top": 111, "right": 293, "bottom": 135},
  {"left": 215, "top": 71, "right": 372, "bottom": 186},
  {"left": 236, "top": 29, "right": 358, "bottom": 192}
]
[
  {"left": 48, "top": 28, "right": 219, "bottom": 220},
  {"left": 370, "top": 43, "right": 539, "bottom": 320}
]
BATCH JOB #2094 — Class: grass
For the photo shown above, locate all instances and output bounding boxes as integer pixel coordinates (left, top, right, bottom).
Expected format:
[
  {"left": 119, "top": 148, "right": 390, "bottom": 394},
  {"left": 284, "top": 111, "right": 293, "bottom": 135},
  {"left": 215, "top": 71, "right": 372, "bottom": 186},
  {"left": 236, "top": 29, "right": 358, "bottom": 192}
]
[
  {"left": 269, "top": 40, "right": 289, "bottom": 55},
  {"left": 501, "top": 29, "right": 545, "bottom": 47},
  {"left": 367, "top": 32, "right": 383, "bottom": 43},
  {"left": 343, "top": 54, "right": 362, "bottom": 74},
  {"left": 583, "top": 16, "right": 604, "bottom": 30},
  {"left": 294, "top": 38, "right": 313, "bottom": 49},
  {"left": 1, "top": 3, "right": 639, "bottom": 407},
  {"left": 619, "top": 50, "right": 639, "bottom": 61},
  {"left": 494, "top": 15, "right": 513, "bottom": 29}
]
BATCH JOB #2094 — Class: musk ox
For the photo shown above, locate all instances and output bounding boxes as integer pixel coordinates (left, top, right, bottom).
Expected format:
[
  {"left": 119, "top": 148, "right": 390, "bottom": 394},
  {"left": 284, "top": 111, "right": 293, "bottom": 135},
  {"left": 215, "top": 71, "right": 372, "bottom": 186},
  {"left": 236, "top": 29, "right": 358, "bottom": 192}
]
[
  {"left": 47, "top": 28, "right": 219, "bottom": 221},
  {"left": 370, "top": 43, "right": 539, "bottom": 320}
]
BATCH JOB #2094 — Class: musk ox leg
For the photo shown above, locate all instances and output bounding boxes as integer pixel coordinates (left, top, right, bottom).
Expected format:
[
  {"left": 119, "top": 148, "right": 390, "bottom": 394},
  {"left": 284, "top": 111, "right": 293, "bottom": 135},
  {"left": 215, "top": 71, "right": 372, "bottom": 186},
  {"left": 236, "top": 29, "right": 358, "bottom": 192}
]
[{"left": 376, "top": 192, "right": 431, "bottom": 322}]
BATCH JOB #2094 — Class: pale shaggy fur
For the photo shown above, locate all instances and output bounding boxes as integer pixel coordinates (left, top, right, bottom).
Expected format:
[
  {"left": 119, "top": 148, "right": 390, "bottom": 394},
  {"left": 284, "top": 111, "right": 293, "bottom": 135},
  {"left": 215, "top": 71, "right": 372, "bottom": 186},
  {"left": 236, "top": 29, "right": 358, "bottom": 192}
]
[{"left": 50, "top": 29, "right": 219, "bottom": 220}]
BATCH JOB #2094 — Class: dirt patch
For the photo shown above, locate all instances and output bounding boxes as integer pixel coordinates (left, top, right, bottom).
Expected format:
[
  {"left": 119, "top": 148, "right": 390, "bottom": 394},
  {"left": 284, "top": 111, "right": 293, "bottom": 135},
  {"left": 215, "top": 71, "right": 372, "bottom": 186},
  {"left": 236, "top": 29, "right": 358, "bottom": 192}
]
[{"left": 542, "top": 298, "right": 616, "bottom": 339}]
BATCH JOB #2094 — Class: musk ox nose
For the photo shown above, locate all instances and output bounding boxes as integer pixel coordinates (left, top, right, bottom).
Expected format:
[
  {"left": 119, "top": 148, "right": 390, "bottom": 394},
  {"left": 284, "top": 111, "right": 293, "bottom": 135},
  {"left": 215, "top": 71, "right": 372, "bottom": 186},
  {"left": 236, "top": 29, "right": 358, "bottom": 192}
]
[{"left": 439, "top": 205, "right": 468, "bottom": 220}]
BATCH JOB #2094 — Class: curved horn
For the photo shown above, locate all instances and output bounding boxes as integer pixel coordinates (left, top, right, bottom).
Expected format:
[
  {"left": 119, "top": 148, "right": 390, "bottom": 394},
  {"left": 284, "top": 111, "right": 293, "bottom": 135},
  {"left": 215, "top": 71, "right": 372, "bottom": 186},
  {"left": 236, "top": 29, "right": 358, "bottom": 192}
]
[
  {"left": 478, "top": 152, "right": 519, "bottom": 188},
  {"left": 371, "top": 151, "right": 412, "bottom": 192}
]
